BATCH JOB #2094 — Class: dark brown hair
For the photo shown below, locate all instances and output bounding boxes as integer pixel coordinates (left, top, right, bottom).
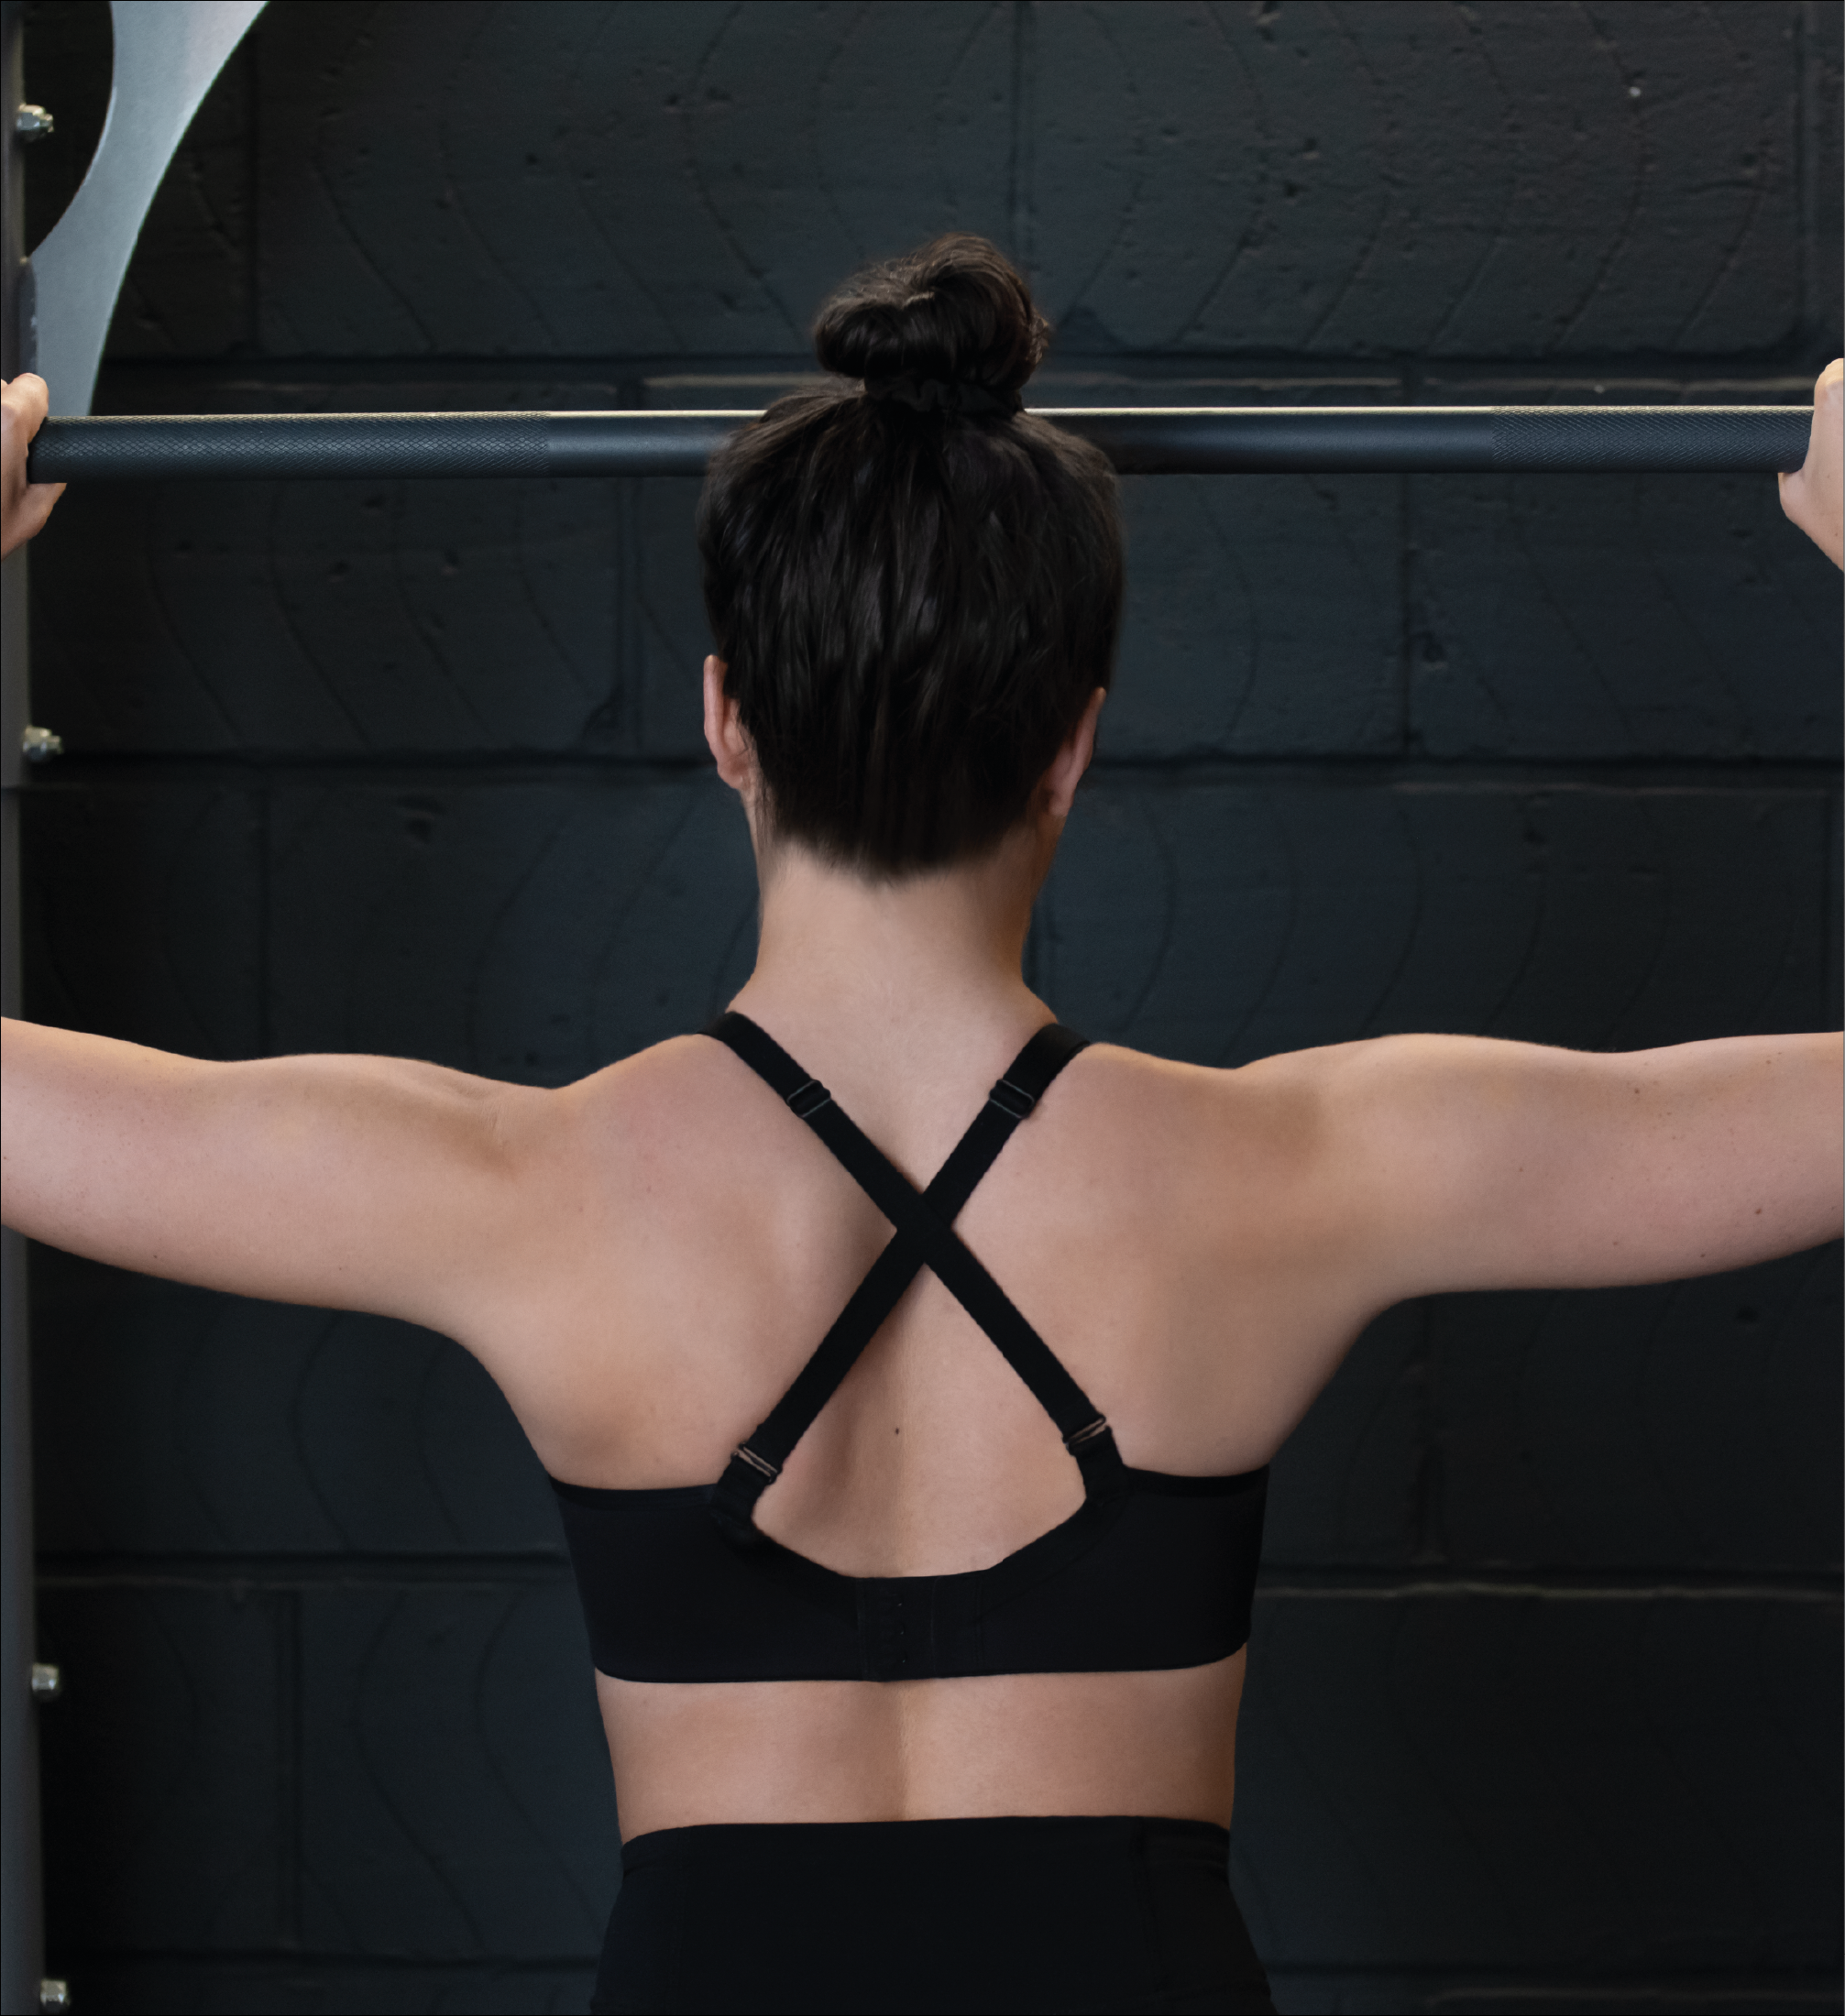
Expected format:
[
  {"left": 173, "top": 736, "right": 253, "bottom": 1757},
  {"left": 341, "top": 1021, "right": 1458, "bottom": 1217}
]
[{"left": 697, "top": 234, "right": 1124, "bottom": 878}]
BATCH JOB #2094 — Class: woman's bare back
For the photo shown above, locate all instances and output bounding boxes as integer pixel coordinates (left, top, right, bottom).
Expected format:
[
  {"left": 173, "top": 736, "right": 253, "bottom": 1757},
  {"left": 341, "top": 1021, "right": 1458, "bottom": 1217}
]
[{"left": 456, "top": 1013, "right": 1399, "bottom": 1839}]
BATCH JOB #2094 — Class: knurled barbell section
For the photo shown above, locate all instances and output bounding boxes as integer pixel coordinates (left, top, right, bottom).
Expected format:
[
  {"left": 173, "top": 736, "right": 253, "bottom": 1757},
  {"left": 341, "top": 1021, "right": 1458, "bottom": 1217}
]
[{"left": 1492, "top": 405, "right": 1808, "bottom": 474}]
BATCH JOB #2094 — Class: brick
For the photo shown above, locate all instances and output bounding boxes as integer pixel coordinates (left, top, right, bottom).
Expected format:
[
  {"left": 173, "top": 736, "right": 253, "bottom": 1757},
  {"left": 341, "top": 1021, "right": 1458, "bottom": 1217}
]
[
  {"left": 1410, "top": 384, "right": 1841, "bottom": 762},
  {"left": 1264, "top": 1248, "right": 1840, "bottom": 1579},
  {"left": 18, "top": 781, "right": 262, "bottom": 1057},
  {"left": 1232, "top": 1590, "right": 1841, "bottom": 1971},
  {"left": 1036, "top": 2, "right": 1803, "bottom": 358},
  {"left": 31, "top": 1250, "right": 565, "bottom": 1557},
  {"left": 631, "top": 476, "right": 712, "bottom": 759},
  {"left": 242, "top": 2, "right": 1812, "bottom": 362},
  {"left": 266, "top": 774, "right": 757, "bottom": 1077},
  {"left": 1260, "top": 1302, "right": 1426, "bottom": 1569},
  {"left": 1035, "top": 779, "right": 1834, "bottom": 1064},
  {"left": 1431, "top": 1248, "right": 1842, "bottom": 1572},
  {"left": 36, "top": 377, "right": 626, "bottom": 757},
  {"left": 253, "top": 1, "right": 1016, "bottom": 359},
  {"left": 37, "top": 1582, "right": 287, "bottom": 1956},
  {"left": 1111, "top": 467, "right": 1401, "bottom": 756},
  {"left": 299, "top": 1582, "right": 618, "bottom": 1957}
]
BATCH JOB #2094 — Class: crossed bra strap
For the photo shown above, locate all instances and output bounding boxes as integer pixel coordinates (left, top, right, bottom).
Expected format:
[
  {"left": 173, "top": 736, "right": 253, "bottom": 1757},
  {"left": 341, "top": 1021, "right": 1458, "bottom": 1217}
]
[{"left": 704, "top": 1012, "right": 1122, "bottom": 1545}]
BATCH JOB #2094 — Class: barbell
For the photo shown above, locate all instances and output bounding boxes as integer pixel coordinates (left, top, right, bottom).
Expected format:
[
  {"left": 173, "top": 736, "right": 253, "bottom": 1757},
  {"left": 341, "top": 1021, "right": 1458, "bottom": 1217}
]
[{"left": 25, "top": 403, "right": 1810, "bottom": 482}]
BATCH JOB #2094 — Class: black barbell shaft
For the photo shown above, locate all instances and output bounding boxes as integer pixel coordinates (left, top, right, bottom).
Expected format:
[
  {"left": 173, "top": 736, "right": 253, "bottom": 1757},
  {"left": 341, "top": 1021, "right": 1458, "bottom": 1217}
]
[{"left": 24, "top": 405, "right": 1810, "bottom": 482}]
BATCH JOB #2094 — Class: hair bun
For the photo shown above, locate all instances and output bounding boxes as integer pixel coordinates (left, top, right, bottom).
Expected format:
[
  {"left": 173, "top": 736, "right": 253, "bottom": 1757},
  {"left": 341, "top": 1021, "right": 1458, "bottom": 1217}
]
[{"left": 814, "top": 234, "right": 1050, "bottom": 399}]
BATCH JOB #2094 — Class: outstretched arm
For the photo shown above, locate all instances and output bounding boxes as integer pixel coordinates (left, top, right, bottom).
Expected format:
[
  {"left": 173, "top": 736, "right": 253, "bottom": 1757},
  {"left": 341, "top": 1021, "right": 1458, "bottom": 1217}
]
[
  {"left": 1310, "top": 368, "right": 1844, "bottom": 1299},
  {"left": 1305, "top": 1030, "right": 1842, "bottom": 1302},
  {"left": 0, "top": 1018, "right": 549, "bottom": 1336},
  {"left": 2, "top": 380, "right": 557, "bottom": 1336}
]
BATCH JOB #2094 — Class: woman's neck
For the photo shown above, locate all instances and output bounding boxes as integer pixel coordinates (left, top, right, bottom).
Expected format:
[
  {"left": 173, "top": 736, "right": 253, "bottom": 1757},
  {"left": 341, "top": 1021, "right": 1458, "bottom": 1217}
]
[{"left": 730, "top": 829, "right": 1051, "bottom": 1053}]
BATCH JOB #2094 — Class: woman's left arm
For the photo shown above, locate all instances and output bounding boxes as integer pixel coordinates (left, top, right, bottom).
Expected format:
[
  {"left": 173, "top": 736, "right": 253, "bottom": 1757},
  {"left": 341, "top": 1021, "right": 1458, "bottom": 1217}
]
[
  {"left": 1317, "top": 370, "right": 1843, "bottom": 1297},
  {"left": 1318, "top": 1029, "right": 1842, "bottom": 1298}
]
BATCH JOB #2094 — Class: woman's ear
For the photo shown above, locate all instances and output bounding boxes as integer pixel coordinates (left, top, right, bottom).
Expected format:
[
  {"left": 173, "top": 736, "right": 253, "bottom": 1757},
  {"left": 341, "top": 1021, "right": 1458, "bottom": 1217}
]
[
  {"left": 1042, "top": 688, "right": 1106, "bottom": 821},
  {"left": 702, "top": 657, "right": 755, "bottom": 792}
]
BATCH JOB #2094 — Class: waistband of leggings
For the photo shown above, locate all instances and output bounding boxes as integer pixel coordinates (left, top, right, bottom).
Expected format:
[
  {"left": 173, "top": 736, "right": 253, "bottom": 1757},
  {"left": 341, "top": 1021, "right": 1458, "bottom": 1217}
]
[{"left": 620, "top": 1813, "right": 1230, "bottom": 1874}]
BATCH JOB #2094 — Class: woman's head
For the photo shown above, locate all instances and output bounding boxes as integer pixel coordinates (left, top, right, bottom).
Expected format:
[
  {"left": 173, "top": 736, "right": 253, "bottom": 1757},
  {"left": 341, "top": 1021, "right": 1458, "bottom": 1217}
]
[{"left": 697, "top": 234, "right": 1124, "bottom": 880}]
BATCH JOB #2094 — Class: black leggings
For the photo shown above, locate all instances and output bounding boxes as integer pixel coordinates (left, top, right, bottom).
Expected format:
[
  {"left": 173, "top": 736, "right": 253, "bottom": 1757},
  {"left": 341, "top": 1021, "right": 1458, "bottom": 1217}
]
[{"left": 589, "top": 1814, "right": 1276, "bottom": 2014}]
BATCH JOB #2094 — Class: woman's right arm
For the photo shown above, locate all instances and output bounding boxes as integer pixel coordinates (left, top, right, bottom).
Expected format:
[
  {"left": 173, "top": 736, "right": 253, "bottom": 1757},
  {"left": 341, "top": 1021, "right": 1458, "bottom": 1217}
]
[
  {"left": 1, "top": 1018, "right": 546, "bottom": 1335},
  {"left": 3, "top": 381, "right": 554, "bottom": 1332}
]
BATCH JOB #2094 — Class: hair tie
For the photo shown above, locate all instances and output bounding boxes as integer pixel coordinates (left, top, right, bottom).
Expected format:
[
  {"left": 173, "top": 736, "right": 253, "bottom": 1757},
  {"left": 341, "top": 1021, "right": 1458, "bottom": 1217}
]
[{"left": 865, "top": 375, "right": 1024, "bottom": 418}]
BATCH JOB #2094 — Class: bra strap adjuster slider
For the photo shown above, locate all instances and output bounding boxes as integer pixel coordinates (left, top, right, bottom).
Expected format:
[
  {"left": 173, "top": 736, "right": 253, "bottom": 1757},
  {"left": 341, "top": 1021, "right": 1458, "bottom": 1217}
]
[
  {"left": 786, "top": 1079, "right": 832, "bottom": 1119},
  {"left": 988, "top": 1076, "right": 1037, "bottom": 1120}
]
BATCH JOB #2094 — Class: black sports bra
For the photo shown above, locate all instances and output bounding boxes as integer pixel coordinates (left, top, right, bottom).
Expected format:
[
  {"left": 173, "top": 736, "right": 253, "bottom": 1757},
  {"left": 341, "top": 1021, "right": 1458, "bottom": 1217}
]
[{"left": 549, "top": 1013, "right": 1268, "bottom": 1682}]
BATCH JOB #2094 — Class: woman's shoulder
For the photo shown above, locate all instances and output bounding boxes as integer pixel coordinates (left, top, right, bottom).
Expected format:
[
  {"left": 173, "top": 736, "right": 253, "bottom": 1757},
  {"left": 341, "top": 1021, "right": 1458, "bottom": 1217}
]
[
  {"left": 544, "top": 1025, "right": 1429, "bottom": 1212},
  {"left": 1058, "top": 1035, "right": 1355, "bottom": 1131},
  {"left": 999, "top": 1037, "right": 1362, "bottom": 1222},
  {"left": 552, "top": 1032, "right": 766, "bottom": 1152}
]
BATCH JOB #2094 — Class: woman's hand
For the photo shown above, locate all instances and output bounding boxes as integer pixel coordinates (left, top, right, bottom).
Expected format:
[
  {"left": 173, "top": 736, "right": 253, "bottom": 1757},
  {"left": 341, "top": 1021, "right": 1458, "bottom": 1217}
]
[
  {"left": 1, "top": 374, "right": 65, "bottom": 559},
  {"left": 1778, "top": 359, "right": 1842, "bottom": 570}
]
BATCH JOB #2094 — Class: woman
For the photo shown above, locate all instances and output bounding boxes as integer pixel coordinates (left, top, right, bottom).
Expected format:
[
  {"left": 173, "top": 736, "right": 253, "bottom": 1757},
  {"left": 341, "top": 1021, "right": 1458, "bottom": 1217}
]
[{"left": 3, "top": 236, "right": 1840, "bottom": 2016}]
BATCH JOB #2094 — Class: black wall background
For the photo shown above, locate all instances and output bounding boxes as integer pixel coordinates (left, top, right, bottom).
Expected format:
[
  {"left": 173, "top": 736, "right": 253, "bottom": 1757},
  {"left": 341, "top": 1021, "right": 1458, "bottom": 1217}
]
[{"left": 14, "top": 3, "right": 1843, "bottom": 2011}]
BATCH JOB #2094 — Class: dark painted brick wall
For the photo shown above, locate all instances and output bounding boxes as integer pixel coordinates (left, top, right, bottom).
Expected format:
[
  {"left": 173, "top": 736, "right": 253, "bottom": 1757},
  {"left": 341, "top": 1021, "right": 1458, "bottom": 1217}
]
[{"left": 17, "top": 5, "right": 1842, "bottom": 2013}]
